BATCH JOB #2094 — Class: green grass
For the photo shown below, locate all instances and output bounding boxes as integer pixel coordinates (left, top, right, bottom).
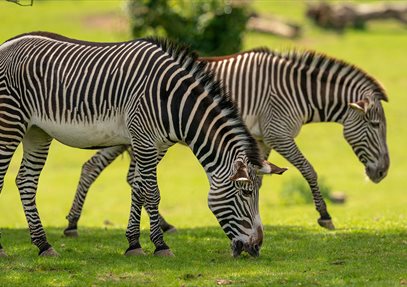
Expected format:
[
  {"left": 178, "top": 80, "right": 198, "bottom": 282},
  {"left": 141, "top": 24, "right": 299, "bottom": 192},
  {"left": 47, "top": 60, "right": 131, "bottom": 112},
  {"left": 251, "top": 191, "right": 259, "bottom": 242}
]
[
  {"left": 1, "top": 227, "right": 406, "bottom": 286},
  {"left": 0, "top": 0, "right": 406, "bottom": 286}
]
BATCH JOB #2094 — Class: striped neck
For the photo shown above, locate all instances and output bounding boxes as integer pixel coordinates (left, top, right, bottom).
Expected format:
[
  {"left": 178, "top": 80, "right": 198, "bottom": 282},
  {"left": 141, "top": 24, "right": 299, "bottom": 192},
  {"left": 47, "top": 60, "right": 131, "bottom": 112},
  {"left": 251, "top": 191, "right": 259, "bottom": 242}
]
[{"left": 172, "top": 81, "right": 261, "bottom": 174}]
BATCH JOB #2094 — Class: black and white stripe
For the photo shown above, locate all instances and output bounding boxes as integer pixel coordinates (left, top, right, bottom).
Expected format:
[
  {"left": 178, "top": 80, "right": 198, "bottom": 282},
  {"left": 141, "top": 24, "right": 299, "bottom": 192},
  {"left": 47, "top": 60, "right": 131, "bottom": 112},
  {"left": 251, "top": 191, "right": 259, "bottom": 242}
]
[
  {"left": 0, "top": 32, "right": 281, "bottom": 257},
  {"left": 203, "top": 49, "right": 389, "bottom": 228},
  {"left": 66, "top": 48, "right": 389, "bottom": 232}
]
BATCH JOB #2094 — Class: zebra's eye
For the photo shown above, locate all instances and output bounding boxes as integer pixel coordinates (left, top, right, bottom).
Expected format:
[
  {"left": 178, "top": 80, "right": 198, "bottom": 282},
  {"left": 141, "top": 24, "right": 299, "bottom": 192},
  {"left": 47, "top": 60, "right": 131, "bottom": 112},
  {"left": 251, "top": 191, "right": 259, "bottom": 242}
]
[
  {"left": 370, "top": 121, "right": 380, "bottom": 129},
  {"left": 241, "top": 188, "right": 253, "bottom": 196},
  {"left": 236, "top": 181, "right": 253, "bottom": 196}
]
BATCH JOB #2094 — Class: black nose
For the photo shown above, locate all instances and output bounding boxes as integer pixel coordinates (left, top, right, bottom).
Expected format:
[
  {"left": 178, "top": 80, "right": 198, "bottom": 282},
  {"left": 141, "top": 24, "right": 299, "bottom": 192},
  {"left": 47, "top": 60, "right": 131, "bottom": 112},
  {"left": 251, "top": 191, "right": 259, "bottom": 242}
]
[{"left": 253, "top": 244, "right": 259, "bottom": 252}]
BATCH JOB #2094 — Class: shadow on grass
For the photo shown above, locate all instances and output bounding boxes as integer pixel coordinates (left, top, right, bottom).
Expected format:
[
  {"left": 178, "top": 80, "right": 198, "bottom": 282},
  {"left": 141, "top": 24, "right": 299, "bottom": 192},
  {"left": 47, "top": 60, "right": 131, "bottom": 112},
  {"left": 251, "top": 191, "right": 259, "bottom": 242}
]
[{"left": 0, "top": 226, "right": 405, "bottom": 286}]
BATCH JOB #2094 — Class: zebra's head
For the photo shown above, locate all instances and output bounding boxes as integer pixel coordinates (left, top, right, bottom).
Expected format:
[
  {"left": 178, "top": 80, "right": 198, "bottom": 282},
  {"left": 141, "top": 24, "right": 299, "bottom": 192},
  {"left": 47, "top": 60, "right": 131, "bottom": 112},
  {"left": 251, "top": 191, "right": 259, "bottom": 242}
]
[
  {"left": 344, "top": 90, "right": 389, "bottom": 183},
  {"left": 208, "top": 157, "right": 287, "bottom": 257}
]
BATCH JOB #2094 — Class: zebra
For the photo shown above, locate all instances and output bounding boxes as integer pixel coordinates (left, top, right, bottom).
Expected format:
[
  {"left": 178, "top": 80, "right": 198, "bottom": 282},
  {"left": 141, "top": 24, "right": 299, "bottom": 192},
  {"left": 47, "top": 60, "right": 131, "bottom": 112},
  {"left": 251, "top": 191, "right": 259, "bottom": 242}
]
[
  {"left": 64, "top": 47, "right": 389, "bottom": 235},
  {"left": 0, "top": 32, "right": 287, "bottom": 257}
]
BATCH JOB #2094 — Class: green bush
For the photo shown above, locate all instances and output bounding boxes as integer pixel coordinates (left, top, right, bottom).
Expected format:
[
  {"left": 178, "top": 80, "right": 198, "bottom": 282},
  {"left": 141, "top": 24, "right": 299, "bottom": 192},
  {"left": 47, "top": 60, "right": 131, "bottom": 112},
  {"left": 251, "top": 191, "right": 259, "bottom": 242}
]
[
  {"left": 280, "top": 177, "right": 332, "bottom": 205},
  {"left": 127, "top": 0, "right": 249, "bottom": 56}
]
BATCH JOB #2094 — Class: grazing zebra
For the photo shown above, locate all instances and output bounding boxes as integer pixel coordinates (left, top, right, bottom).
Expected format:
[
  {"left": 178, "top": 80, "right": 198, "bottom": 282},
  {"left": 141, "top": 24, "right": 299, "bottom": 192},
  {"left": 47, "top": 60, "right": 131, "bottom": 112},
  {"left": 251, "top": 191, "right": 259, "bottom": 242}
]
[
  {"left": 0, "top": 32, "right": 286, "bottom": 257},
  {"left": 65, "top": 47, "right": 389, "bottom": 235}
]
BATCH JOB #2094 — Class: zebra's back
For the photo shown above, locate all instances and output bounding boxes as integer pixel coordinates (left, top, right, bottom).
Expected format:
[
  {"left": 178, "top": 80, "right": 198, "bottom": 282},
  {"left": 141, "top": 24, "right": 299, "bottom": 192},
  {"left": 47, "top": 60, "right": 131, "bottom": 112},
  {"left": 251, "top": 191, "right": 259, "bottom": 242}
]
[{"left": 1, "top": 32, "right": 170, "bottom": 148}]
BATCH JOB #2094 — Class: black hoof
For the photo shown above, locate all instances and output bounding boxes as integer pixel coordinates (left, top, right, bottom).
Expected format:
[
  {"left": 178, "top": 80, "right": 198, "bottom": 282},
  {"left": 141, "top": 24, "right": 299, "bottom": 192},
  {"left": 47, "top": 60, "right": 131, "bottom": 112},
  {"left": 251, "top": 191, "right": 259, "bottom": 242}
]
[
  {"left": 161, "top": 222, "right": 177, "bottom": 233},
  {"left": 164, "top": 227, "right": 177, "bottom": 234},
  {"left": 64, "top": 228, "right": 78, "bottom": 237},
  {"left": 318, "top": 218, "right": 335, "bottom": 230},
  {"left": 125, "top": 248, "right": 146, "bottom": 256},
  {"left": 39, "top": 247, "right": 59, "bottom": 257},
  {"left": 154, "top": 249, "right": 174, "bottom": 257},
  {"left": 0, "top": 249, "right": 7, "bottom": 257},
  {"left": 125, "top": 242, "right": 143, "bottom": 256}
]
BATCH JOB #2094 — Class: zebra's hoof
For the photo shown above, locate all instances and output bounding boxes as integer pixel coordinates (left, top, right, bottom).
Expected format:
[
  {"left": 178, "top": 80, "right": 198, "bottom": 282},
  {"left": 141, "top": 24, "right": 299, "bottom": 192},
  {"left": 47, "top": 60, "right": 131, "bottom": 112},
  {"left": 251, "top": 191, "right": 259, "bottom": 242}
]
[
  {"left": 125, "top": 248, "right": 146, "bottom": 256},
  {"left": 154, "top": 249, "right": 175, "bottom": 257},
  {"left": 40, "top": 247, "right": 59, "bottom": 257},
  {"left": 318, "top": 218, "right": 335, "bottom": 230},
  {"left": 0, "top": 249, "right": 7, "bottom": 257},
  {"left": 63, "top": 228, "right": 79, "bottom": 237},
  {"left": 164, "top": 227, "right": 177, "bottom": 234}
]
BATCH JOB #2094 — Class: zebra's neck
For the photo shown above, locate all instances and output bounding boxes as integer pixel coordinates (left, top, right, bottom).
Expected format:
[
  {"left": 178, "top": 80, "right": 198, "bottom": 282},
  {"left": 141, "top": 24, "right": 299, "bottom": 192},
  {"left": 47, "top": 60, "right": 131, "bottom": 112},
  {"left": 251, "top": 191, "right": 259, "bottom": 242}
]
[
  {"left": 148, "top": 45, "right": 263, "bottom": 175},
  {"left": 175, "top": 86, "right": 260, "bottom": 174}
]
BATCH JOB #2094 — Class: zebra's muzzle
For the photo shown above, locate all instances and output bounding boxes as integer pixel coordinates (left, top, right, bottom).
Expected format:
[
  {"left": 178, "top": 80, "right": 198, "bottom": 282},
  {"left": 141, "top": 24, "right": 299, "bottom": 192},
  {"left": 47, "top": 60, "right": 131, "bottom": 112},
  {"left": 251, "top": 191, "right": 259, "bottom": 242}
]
[
  {"left": 365, "top": 162, "right": 389, "bottom": 183},
  {"left": 231, "top": 240, "right": 260, "bottom": 257}
]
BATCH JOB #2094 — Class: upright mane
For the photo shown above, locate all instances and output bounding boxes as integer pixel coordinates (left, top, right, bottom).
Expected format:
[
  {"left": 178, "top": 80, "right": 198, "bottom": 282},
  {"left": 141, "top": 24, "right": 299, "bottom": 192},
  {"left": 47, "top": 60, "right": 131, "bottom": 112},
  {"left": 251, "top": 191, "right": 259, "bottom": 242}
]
[
  {"left": 248, "top": 48, "right": 388, "bottom": 102},
  {"left": 145, "top": 38, "right": 263, "bottom": 167},
  {"left": 4, "top": 31, "right": 130, "bottom": 47}
]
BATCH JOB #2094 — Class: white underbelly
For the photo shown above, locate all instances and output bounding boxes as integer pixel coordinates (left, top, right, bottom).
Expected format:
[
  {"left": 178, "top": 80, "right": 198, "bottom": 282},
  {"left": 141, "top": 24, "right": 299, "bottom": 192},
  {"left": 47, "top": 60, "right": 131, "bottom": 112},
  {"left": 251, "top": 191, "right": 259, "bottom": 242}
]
[{"left": 31, "top": 116, "right": 131, "bottom": 148}]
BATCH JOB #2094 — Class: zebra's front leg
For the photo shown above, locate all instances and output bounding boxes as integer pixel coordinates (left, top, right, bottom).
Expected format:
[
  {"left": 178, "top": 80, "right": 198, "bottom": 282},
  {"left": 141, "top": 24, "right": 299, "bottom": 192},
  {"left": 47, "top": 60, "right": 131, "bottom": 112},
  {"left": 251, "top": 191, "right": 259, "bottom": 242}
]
[
  {"left": 124, "top": 178, "right": 146, "bottom": 256},
  {"left": 65, "top": 145, "right": 127, "bottom": 237},
  {"left": 16, "top": 127, "right": 58, "bottom": 256},
  {"left": 271, "top": 137, "right": 335, "bottom": 230},
  {"left": 124, "top": 175, "right": 172, "bottom": 256},
  {"left": 125, "top": 146, "right": 173, "bottom": 256},
  {"left": 0, "top": 143, "right": 22, "bottom": 257},
  {"left": 127, "top": 158, "right": 176, "bottom": 234}
]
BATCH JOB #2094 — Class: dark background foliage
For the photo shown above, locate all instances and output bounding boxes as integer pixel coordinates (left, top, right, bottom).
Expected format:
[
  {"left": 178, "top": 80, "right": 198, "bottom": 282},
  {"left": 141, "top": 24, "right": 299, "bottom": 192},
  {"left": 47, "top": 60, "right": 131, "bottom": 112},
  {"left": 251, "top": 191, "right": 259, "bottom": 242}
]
[{"left": 127, "top": 0, "right": 249, "bottom": 56}]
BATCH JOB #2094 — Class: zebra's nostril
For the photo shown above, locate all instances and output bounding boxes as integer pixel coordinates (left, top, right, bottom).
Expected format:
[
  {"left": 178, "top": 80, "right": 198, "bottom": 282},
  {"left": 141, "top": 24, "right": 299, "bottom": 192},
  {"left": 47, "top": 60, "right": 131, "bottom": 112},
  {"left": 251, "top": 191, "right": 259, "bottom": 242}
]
[{"left": 254, "top": 244, "right": 259, "bottom": 252}]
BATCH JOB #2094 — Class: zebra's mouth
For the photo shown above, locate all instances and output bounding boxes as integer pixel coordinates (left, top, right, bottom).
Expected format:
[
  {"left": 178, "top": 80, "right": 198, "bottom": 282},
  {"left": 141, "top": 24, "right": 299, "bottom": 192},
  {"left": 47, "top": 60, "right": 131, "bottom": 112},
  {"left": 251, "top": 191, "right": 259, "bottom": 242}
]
[
  {"left": 365, "top": 165, "right": 387, "bottom": 183},
  {"left": 231, "top": 240, "right": 260, "bottom": 257}
]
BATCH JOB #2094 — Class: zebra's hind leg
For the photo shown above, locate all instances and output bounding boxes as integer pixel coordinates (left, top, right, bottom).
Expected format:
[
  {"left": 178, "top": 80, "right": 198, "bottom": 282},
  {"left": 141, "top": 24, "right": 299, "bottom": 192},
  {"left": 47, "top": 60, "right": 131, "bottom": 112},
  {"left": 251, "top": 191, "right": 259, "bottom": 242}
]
[
  {"left": 158, "top": 213, "right": 177, "bottom": 233},
  {"left": 270, "top": 137, "right": 335, "bottom": 230},
  {"left": 65, "top": 145, "right": 127, "bottom": 237},
  {"left": 16, "top": 126, "right": 58, "bottom": 256}
]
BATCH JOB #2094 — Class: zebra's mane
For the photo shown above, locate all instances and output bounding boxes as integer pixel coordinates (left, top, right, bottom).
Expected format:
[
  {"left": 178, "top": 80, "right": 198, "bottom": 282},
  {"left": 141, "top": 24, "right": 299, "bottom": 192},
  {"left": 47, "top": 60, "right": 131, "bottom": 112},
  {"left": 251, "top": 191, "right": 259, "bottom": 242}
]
[
  {"left": 248, "top": 47, "right": 388, "bottom": 102},
  {"left": 146, "top": 37, "right": 263, "bottom": 167},
  {"left": 5, "top": 31, "right": 130, "bottom": 47}
]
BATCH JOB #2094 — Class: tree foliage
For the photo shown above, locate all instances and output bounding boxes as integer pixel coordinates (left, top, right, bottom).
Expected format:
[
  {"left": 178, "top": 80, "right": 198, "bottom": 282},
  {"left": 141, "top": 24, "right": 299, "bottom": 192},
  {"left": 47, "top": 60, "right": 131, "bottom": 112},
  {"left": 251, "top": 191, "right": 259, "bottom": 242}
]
[{"left": 127, "top": 0, "right": 249, "bottom": 56}]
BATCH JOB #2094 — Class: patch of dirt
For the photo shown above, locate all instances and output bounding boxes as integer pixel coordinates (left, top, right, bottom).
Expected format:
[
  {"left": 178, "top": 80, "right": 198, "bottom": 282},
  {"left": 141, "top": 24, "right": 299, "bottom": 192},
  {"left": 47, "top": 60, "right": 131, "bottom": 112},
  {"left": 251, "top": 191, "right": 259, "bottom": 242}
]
[{"left": 216, "top": 279, "right": 233, "bottom": 285}]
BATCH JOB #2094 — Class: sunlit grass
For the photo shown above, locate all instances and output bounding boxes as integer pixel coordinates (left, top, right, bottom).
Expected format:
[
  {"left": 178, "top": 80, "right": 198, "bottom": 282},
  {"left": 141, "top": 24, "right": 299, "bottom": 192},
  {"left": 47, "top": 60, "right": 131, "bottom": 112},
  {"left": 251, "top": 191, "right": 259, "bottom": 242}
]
[{"left": 0, "top": 0, "right": 406, "bottom": 286}]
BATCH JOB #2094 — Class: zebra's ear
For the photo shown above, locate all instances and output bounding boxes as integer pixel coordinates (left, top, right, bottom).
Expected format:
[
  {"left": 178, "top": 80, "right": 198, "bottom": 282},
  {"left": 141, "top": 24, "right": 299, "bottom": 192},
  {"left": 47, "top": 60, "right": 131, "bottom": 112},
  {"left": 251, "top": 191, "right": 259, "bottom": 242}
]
[
  {"left": 230, "top": 160, "right": 251, "bottom": 182},
  {"left": 258, "top": 160, "right": 288, "bottom": 175},
  {"left": 349, "top": 98, "right": 371, "bottom": 113}
]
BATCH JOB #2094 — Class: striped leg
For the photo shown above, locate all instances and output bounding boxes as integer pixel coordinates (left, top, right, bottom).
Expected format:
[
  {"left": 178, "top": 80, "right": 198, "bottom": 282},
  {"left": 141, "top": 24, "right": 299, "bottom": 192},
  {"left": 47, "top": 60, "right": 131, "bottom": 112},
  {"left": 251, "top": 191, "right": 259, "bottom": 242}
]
[
  {"left": 270, "top": 137, "right": 334, "bottom": 230},
  {"left": 65, "top": 144, "right": 175, "bottom": 238},
  {"left": 125, "top": 146, "right": 172, "bottom": 256},
  {"left": 15, "top": 126, "right": 57, "bottom": 255},
  {"left": 64, "top": 145, "right": 127, "bottom": 237},
  {"left": 127, "top": 158, "right": 176, "bottom": 234},
  {"left": 143, "top": 149, "right": 173, "bottom": 256},
  {"left": 0, "top": 107, "right": 26, "bottom": 256},
  {"left": 0, "top": 142, "right": 22, "bottom": 257}
]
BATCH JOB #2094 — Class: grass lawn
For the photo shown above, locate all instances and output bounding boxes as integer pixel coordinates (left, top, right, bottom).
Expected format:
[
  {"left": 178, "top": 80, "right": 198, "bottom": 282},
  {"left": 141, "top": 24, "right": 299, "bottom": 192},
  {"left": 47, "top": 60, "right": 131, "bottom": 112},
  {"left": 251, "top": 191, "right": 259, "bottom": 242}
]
[{"left": 0, "top": 1, "right": 406, "bottom": 286}]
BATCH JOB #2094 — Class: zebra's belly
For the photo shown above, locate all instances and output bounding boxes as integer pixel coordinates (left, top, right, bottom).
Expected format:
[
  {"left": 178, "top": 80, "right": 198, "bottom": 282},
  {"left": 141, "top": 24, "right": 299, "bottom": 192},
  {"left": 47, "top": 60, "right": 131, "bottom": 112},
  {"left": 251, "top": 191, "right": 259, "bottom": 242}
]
[{"left": 30, "top": 117, "right": 131, "bottom": 149}]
